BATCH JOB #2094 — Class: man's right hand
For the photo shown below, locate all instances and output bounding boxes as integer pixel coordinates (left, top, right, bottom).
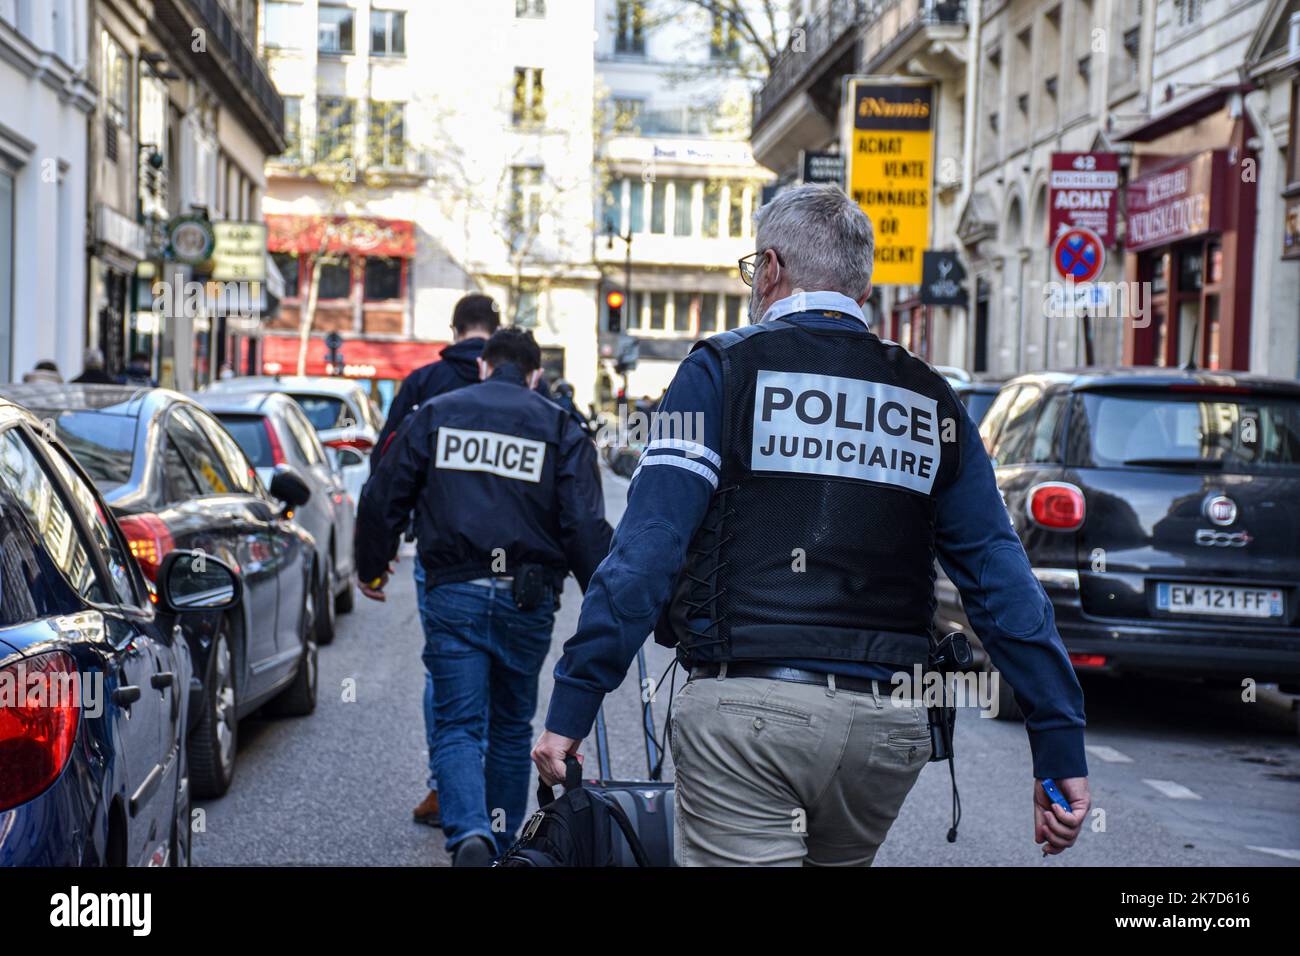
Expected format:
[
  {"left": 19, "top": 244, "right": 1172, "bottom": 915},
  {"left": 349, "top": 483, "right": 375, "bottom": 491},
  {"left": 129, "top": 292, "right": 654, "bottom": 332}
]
[
  {"left": 531, "top": 730, "right": 581, "bottom": 786},
  {"left": 1034, "top": 776, "right": 1090, "bottom": 855}
]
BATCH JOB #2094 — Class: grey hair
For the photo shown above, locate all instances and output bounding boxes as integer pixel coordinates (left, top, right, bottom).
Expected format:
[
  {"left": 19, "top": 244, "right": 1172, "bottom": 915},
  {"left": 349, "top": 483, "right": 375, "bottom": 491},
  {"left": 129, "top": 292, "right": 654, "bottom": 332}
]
[
  {"left": 83, "top": 347, "right": 105, "bottom": 368},
  {"left": 754, "top": 183, "right": 874, "bottom": 299}
]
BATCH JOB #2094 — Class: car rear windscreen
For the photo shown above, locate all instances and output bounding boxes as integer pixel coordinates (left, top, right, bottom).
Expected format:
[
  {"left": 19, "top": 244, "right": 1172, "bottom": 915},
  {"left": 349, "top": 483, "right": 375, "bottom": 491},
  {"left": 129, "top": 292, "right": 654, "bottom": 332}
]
[
  {"left": 1069, "top": 391, "right": 1300, "bottom": 471},
  {"left": 288, "top": 394, "right": 348, "bottom": 431},
  {"left": 218, "top": 415, "right": 275, "bottom": 467},
  {"left": 40, "top": 411, "right": 135, "bottom": 490}
]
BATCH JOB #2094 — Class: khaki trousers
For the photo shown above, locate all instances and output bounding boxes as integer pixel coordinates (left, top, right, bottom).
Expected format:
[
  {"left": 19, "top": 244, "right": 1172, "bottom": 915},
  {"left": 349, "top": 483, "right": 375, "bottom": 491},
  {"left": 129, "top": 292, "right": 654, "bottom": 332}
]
[{"left": 669, "top": 672, "right": 931, "bottom": 866}]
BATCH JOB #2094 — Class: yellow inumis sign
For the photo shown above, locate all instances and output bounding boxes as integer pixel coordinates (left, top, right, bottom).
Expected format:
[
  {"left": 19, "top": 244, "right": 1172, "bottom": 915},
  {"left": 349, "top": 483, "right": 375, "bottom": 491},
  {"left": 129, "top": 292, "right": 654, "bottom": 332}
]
[{"left": 845, "top": 80, "right": 935, "bottom": 287}]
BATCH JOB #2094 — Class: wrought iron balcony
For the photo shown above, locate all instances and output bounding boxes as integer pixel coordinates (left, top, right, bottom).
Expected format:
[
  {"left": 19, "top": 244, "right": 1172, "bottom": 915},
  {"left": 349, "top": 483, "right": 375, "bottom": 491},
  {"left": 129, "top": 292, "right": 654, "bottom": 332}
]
[
  {"left": 752, "top": 0, "right": 868, "bottom": 137},
  {"left": 752, "top": 0, "right": 968, "bottom": 138},
  {"left": 153, "top": 0, "right": 286, "bottom": 155}
]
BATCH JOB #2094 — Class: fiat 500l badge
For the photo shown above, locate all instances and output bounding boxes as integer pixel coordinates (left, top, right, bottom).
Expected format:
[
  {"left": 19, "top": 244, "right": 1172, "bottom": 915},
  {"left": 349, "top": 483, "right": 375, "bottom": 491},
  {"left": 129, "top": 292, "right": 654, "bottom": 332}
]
[{"left": 1203, "top": 494, "right": 1237, "bottom": 526}]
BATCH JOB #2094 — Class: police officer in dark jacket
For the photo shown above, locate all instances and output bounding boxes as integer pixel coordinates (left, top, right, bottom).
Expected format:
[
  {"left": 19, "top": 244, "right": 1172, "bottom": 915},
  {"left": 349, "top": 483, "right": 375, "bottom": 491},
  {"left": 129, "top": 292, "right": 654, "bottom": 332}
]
[
  {"left": 532, "top": 184, "right": 1090, "bottom": 866},
  {"left": 357, "top": 328, "right": 612, "bottom": 866},
  {"left": 374, "top": 293, "right": 499, "bottom": 830},
  {"left": 374, "top": 294, "right": 556, "bottom": 829}
]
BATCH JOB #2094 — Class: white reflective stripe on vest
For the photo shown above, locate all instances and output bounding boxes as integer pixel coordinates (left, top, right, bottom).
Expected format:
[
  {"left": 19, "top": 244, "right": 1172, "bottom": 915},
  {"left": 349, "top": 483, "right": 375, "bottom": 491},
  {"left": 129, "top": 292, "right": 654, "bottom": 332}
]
[{"left": 632, "top": 453, "right": 720, "bottom": 489}]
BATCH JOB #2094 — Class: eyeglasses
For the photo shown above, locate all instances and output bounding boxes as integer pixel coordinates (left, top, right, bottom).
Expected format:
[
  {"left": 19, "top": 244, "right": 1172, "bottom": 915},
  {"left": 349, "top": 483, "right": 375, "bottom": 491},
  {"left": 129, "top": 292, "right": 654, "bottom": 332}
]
[{"left": 738, "top": 249, "right": 783, "bottom": 287}]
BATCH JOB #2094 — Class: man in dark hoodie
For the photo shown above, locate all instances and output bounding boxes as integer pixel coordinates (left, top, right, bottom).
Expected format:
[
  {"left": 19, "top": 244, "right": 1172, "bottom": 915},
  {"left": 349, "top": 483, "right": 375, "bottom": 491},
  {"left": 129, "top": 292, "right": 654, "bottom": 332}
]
[{"left": 371, "top": 293, "right": 501, "bottom": 830}]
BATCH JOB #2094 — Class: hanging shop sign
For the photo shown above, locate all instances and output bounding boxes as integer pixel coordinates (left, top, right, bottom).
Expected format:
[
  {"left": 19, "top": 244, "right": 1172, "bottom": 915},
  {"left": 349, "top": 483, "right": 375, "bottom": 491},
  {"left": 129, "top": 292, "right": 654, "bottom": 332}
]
[
  {"left": 920, "top": 250, "right": 967, "bottom": 306},
  {"left": 166, "top": 214, "right": 216, "bottom": 266},
  {"left": 1048, "top": 152, "right": 1120, "bottom": 246},
  {"left": 211, "top": 221, "right": 268, "bottom": 281},
  {"left": 843, "top": 77, "right": 934, "bottom": 286}
]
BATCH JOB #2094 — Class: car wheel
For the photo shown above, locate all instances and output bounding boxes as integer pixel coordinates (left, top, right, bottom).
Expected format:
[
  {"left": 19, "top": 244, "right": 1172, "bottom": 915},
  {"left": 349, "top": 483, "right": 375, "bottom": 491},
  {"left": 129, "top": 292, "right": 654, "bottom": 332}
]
[
  {"left": 314, "top": 555, "right": 337, "bottom": 646},
  {"left": 984, "top": 659, "right": 1024, "bottom": 722},
  {"left": 188, "top": 621, "right": 238, "bottom": 798},
  {"left": 335, "top": 575, "right": 355, "bottom": 614},
  {"left": 266, "top": 590, "right": 318, "bottom": 717}
]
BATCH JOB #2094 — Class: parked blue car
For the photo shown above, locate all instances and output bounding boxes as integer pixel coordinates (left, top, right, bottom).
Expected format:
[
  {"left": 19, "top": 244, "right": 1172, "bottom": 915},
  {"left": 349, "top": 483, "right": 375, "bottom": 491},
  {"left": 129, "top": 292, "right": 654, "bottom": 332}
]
[{"left": 0, "top": 396, "right": 239, "bottom": 866}]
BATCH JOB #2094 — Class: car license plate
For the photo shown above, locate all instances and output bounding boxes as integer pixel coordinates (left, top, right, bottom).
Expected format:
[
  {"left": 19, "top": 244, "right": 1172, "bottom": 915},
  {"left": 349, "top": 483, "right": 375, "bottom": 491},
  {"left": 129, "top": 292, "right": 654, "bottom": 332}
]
[{"left": 1155, "top": 583, "right": 1284, "bottom": 619}]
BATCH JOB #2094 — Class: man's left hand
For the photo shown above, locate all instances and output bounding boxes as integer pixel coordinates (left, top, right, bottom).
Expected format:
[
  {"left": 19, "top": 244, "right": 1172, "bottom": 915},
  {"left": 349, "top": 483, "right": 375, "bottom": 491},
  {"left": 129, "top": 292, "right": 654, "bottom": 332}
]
[
  {"left": 1034, "top": 776, "right": 1090, "bottom": 856},
  {"left": 532, "top": 730, "right": 581, "bottom": 786},
  {"left": 359, "top": 572, "right": 389, "bottom": 602}
]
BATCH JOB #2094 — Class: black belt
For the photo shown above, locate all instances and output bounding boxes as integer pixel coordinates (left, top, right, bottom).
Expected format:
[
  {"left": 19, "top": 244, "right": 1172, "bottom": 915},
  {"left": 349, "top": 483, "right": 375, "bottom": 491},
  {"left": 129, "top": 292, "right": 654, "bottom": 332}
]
[{"left": 689, "top": 662, "right": 894, "bottom": 696}]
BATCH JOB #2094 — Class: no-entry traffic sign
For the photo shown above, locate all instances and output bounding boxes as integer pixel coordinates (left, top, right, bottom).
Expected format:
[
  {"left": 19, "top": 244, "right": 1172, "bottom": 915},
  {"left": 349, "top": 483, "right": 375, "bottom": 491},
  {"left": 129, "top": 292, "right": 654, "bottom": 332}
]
[{"left": 1053, "top": 226, "right": 1105, "bottom": 282}]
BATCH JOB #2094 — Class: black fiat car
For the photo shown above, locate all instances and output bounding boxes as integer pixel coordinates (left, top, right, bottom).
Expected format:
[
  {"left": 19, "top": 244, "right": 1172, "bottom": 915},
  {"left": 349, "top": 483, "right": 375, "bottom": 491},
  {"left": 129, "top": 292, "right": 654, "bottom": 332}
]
[
  {"left": 0, "top": 385, "right": 320, "bottom": 797},
  {"left": 934, "top": 368, "right": 1300, "bottom": 719}
]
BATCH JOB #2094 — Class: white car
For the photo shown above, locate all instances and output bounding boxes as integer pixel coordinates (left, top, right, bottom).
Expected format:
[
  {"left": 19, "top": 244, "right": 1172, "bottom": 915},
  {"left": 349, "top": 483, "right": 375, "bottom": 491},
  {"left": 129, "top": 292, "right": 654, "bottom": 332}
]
[{"left": 204, "top": 376, "right": 384, "bottom": 505}]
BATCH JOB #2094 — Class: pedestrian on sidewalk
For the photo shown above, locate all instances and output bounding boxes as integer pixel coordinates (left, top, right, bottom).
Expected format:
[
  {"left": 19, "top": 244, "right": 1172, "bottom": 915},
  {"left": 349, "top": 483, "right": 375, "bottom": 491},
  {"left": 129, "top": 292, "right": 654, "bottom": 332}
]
[
  {"left": 532, "top": 183, "right": 1091, "bottom": 866},
  {"left": 71, "top": 348, "right": 114, "bottom": 384},
  {"left": 356, "top": 327, "right": 611, "bottom": 866},
  {"left": 22, "top": 360, "right": 62, "bottom": 383}
]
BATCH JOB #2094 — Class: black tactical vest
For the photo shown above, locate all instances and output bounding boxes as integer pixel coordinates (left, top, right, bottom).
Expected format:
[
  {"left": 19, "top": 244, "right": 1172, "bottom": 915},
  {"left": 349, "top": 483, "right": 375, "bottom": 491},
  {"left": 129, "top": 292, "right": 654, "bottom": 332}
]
[{"left": 656, "top": 319, "right": 963, "bottom": 667}]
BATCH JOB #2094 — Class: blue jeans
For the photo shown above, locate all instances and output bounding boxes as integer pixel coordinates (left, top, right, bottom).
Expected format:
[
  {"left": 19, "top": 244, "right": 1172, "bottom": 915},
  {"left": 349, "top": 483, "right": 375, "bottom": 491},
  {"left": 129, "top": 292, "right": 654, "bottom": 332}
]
[
  {"left": 413, "top": 562, "right": 437, "bottom": 791},
  {"left": 421, "top": 579, "right": 556, "bottom": 855}
]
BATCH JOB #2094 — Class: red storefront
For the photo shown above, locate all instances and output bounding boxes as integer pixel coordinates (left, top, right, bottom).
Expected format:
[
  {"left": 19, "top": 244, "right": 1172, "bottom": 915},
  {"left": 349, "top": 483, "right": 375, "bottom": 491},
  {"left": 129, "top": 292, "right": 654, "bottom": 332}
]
[
  {"left": 259, "top": 335, "right": 447, "bottom": 381},
  {"left": 1119, "top": 87, "right": 1258, "bottom": 370},
  {"left": 262, "top": 214, "right": 434, "bottom": 391}
]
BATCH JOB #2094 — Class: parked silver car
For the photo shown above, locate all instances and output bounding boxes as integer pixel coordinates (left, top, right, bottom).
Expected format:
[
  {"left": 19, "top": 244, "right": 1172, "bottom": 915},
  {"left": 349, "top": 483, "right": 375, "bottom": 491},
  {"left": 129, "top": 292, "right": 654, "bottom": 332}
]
[
  {"left": 202, "top": 376, "right": 383, "bottom": 506},
  {"left": 194, "top": 390, "right": 357, "bottom": 643}
]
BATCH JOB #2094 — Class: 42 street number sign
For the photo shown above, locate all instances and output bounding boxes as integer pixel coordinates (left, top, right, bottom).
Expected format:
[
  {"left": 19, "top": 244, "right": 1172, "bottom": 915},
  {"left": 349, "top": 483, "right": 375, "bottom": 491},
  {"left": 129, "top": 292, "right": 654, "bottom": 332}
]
[{"left": 844, "top": 77, "right": 935, "bottom": 286}]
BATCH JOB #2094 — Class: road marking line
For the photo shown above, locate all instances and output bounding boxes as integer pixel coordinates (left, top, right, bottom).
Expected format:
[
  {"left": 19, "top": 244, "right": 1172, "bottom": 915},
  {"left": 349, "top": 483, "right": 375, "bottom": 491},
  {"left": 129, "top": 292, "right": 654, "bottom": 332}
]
[
  {"left": 1142, "top": 779, "right": 1202, "bottom": 799},
  {"left": 1086, "top": 745, "right": 1133, "bottom": 764},
  {"left": 1246, "top": 846, "right": 1300, "bottom": 862}
]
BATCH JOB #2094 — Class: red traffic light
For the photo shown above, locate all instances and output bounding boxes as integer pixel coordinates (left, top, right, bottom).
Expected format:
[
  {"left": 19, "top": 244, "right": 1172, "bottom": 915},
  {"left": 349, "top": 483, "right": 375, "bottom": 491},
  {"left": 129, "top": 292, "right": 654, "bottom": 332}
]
[{"left": 606, "top": 290, "right": 625, "bottom": 309}]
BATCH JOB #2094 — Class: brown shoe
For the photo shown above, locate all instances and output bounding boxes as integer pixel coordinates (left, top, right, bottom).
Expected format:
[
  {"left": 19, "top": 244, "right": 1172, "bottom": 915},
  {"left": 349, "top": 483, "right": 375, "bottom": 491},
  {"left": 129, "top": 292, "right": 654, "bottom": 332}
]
[{"left": 413, "top": 790, "right": 441, "bottom": 828}]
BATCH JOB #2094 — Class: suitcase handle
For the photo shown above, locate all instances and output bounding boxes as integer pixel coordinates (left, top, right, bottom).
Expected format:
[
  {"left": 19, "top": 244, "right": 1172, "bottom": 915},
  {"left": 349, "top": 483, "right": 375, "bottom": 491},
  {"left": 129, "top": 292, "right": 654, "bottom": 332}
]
[{"left": 536, "top": 754, "right": 584, "bottom": 808}]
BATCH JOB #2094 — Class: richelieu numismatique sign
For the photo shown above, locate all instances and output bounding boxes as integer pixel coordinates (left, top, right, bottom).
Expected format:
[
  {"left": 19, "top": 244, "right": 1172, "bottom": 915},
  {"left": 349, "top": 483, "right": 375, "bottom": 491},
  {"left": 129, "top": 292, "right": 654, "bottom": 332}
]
[
  {"left": 752, "top": 371, "right": 940, "bottom": 496},
  {"left": 844, "top": 78, "right": 935, "bottom": 286}
]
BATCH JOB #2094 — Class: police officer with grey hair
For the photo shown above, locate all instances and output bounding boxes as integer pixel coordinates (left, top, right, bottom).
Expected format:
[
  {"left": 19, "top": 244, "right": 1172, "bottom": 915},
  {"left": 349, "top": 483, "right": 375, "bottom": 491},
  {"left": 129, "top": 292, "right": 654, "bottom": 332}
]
[{"left": 533, "top": 183, "right": 1090, "bottom": 865}]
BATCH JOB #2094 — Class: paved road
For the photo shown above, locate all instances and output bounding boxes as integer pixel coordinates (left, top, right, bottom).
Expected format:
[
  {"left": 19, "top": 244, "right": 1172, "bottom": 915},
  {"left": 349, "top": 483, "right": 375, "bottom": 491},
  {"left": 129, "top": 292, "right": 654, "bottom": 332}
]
[{"left": 195, "top": 466, "right": 1300, "bottom": 867}]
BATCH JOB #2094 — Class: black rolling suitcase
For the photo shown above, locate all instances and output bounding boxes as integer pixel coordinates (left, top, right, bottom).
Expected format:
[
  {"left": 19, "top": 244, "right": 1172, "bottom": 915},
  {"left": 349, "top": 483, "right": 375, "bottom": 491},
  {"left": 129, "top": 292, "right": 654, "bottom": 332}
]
[
  {"left": 583, "top": 646, "right": 676, "bottom": 867},
  {"left": 499, "top": 647, "right": 677, "bottom": 867}
]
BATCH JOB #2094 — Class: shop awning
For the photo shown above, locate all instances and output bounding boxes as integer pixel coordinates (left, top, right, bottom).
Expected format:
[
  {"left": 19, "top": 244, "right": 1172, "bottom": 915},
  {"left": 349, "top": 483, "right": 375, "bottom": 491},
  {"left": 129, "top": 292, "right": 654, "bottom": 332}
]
[
  {"left": 265, "top": 214, "right": 417, "bottom": 257},
  {"left": 260, "top": 334, "right": 447, "bottom": 381},
  {"left": 1113, "top": 83, "right": 1254, "bottom": 143}
]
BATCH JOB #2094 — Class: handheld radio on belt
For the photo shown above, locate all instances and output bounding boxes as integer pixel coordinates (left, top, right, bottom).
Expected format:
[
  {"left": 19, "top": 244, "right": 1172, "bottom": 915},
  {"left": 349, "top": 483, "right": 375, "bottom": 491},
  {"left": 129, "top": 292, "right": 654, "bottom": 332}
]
[{"left": 928, "top": 630, "right": 973, "bottom": 842}]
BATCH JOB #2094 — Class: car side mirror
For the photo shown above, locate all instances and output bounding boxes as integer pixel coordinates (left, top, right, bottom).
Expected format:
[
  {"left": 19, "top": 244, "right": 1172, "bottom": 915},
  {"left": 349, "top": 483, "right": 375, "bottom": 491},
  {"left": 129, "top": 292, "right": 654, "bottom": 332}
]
[
  {"left": 157, "top": 550, "right": 242, "bottom": 613},
  {"left": 269, "top": 465, "right": 311, "bottom": 509}
]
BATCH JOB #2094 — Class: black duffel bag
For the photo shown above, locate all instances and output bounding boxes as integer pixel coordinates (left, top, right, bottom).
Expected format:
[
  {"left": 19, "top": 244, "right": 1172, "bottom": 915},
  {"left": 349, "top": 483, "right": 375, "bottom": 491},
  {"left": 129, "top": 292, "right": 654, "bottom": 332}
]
[{"left": 496, "top": 756, "right": 651, "bottom": 867}]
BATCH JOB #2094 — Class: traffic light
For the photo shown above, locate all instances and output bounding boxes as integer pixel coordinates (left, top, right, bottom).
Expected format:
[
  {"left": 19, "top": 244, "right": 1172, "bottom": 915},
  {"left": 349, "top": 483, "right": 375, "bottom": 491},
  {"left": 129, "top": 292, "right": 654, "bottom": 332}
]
[{"left": 606, "top": 290, "right": 624, "bottom": 333}]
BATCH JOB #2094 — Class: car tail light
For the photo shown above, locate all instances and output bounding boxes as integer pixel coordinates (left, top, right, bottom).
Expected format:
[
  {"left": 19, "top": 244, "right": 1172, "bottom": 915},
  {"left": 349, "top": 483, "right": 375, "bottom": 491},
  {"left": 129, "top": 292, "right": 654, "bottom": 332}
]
[
  {"left": 264, "top": 419, "right": 287, "bottom": 466},
  {"left": 1028, "top": 482, "right": 1086, "bottom": 531},
  {"left": 1070, "top": 653, "right": 1107, "bottom": 668},
  {"left": 118, "top": 512, "right": 175, "bottom": 581},
  {"left": 325, "top": 436, "right": 375, "bottom": 453},
  {"left": 0, "top": 651, "right": 80, "bottom": 812}
]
